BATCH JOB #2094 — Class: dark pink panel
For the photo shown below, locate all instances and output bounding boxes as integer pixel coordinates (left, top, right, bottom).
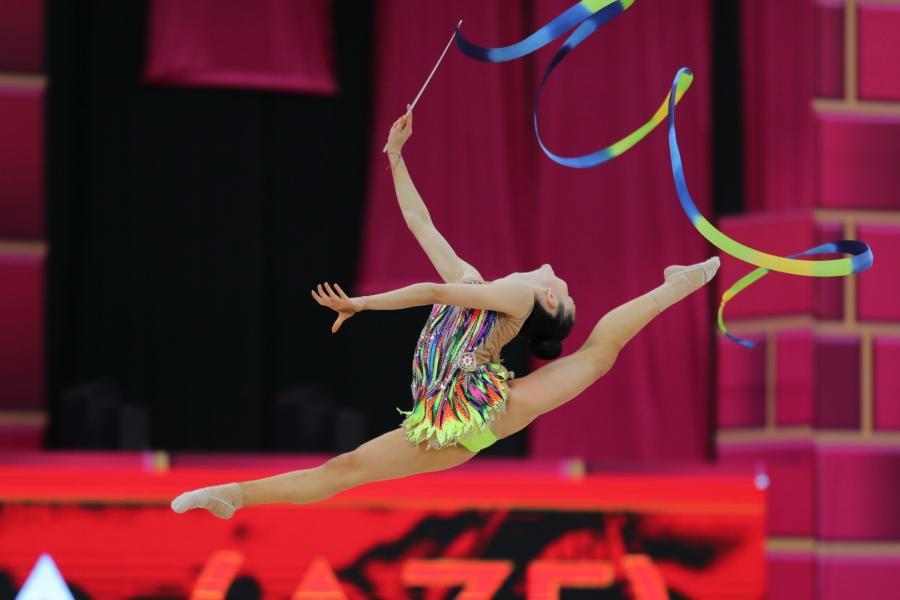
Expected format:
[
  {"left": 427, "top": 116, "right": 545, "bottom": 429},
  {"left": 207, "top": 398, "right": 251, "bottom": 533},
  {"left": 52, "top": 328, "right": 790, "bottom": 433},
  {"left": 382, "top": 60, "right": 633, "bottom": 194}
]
[
  {"left": 874, "top": 337, "right": 900, "bottom": 430},
  {"left": 0, "top": 251, "right": 44, "bottom": 409},
  {"left": 0, "top": 423, "right": 43, "bottom": 450},
  {"left": 818, "top": 446, "right": 900, "bottom": 540},
  {"left": 717, "top": 334, "right": 766, "bottom": 429},
  {"left": 741, "top": 0, "right": 816, "bottom": 212},
  {"left": 718, "top": 213, "right": 815, "bottom": 318},
  {"left": 0, "top": 0, "right": 43, "bottom": 72},
  {"left": 818, "top": 113, "right": 900, "bottom": 209},
  {"left": 815, "top": 335, "right": 860, "bottom": 429},
  {"left": 819, "top": 556, "right": 900, "bottom": 600},
  {"left": 0, "top": 84, "right": 44, "bottom": 239},
  {"left": 144, "top": 0, "right": 337, "bottom": 95},
  {"left": 858, "top": 3, "right": 900, "bottom": 101},
  {"left": 768, "top": 553, "right": 815, "bottom": 600},
  {"left": 815, "top": 0, "right": 844, "bottom": 98},
  {"left": 777, "top": 330, "right": 814, "bottom": 426},
  {"left": 815, "top": 221, "right": 844, "bottom": 320},
  {"left": 718, "top": 441, "right": 815, "bottom": 536},
  {"left": 857, "top": 224, "right": 900, "bottom": 321}
]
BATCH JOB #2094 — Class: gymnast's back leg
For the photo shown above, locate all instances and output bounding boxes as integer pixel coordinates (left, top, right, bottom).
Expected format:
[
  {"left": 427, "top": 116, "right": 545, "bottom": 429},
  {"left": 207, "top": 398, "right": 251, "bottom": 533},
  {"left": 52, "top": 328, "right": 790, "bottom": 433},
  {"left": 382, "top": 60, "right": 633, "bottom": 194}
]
[{"left": 171, "top": 428, "right": 475, "bottom": 519}]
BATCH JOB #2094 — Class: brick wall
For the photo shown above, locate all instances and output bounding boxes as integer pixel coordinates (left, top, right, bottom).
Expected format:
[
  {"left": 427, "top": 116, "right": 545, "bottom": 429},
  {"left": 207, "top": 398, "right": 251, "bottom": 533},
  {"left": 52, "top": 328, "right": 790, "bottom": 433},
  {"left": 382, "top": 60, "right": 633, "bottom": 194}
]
[{"left": 723, "top": 2, "right": 900, "bottom": 597}]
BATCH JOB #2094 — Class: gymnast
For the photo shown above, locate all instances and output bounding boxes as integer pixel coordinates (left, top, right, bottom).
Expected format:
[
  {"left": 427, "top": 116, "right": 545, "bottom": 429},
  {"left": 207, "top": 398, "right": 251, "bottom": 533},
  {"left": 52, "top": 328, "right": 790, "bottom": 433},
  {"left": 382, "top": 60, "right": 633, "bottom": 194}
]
[{"left": 171, "top": 109, "right": 719, "bottom": 519}]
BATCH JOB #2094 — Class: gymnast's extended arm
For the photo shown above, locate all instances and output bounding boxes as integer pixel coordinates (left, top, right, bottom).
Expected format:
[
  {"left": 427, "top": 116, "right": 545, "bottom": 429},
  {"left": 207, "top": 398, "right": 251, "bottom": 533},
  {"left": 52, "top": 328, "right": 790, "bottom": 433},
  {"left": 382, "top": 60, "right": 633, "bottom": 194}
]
[
  {"left": 384, "top": 109, "right": 482, "bottom": 284},
  {"left": 310, "top": 280, "right": 532, "bottom": 333}
]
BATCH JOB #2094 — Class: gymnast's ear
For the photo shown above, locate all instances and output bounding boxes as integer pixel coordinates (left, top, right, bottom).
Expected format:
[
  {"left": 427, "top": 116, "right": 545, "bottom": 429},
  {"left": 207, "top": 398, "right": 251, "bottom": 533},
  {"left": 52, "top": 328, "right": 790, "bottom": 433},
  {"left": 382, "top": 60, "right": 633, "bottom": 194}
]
[{"left": 543, "top": 287, "right": 559, "bottom": 311}]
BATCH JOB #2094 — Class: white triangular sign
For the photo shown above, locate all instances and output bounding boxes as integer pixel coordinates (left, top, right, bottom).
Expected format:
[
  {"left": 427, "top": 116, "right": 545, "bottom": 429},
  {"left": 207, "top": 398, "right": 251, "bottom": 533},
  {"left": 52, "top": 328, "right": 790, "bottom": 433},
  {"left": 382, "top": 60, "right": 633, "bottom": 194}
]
[{"left": 15, "top": 553, "right": 75, "bottom": 600}]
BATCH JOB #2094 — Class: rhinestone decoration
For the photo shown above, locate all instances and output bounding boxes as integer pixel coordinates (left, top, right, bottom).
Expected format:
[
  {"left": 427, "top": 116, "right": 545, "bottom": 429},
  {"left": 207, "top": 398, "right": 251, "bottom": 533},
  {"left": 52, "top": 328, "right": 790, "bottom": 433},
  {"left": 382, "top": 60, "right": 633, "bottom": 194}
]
[{"left": 458, "top": 351, "right": 478, "bottom": 372}]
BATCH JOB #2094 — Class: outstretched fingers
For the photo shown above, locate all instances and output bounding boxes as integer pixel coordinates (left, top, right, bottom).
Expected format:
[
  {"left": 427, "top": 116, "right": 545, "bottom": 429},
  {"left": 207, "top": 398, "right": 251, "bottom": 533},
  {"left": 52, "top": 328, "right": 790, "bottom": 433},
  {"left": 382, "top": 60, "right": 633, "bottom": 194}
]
[
  {"left": 311, "top": 282, "right": 341, "bottom": 305},
  {"left": 323, "top": 282, "right": 341, "bottom": 299},
  {"left": 311, "top": 282, "right": 357, "bottom": 333}
]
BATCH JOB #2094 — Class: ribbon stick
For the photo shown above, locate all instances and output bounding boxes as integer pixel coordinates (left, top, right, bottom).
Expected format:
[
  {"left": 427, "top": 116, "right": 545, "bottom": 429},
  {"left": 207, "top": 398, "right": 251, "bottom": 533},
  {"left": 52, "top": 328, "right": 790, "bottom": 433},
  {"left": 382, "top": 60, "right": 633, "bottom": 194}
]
[
  {"left": 383, "top": 22, "right": 460, "bottom": 153},
  {"left": 455, "top": 0, "right": 873, "bottom": 347},
  {"left": 409, "top": 21, "right": 462, "bottom": 112}
]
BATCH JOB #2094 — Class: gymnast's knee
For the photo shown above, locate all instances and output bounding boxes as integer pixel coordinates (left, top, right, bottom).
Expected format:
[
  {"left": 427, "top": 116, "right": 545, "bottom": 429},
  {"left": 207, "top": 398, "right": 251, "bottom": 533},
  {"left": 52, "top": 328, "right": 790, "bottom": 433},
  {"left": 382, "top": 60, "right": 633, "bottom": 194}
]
[
  {"left": 321, "top": 451, "right": 360, "bottom": 487},
  {"left": 584, "top": 343, "right": 619, "bottom": 378}
]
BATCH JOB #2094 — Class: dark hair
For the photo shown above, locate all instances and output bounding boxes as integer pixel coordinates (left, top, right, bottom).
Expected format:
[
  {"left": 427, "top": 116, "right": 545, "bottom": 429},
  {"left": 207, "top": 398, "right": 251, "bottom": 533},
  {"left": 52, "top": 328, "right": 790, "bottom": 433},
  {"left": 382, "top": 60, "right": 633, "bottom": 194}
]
[{"left": 518, "top": 298, "right": 575, "bottom": 360}]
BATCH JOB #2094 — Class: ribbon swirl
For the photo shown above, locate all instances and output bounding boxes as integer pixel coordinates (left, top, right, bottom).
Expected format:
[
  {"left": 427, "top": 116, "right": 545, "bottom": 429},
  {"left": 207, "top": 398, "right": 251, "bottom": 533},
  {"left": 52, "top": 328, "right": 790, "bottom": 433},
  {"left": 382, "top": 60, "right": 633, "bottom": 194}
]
[{"left": 455, "top": 0, "right": 873, "bottom": 347}]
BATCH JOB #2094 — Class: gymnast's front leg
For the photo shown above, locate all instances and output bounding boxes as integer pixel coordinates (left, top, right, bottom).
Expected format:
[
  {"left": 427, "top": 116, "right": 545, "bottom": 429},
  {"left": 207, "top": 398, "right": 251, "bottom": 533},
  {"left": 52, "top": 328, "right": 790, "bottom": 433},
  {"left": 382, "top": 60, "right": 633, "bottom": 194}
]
[{"left": 492, "top": 257, "right": 720, "bottom": 438}]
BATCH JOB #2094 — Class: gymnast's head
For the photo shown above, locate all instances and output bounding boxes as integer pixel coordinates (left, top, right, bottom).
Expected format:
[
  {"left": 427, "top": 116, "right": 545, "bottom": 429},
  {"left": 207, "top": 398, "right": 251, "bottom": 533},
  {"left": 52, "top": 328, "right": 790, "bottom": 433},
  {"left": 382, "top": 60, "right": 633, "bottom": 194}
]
[{"left": 514, "top": 264, "right": 575, "bottom": 360}]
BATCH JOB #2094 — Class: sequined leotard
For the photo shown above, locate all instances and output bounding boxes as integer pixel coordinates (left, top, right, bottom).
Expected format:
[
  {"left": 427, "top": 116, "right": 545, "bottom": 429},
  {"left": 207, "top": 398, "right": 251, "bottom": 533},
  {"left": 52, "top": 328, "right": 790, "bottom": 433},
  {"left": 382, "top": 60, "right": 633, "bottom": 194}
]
[{"left": 399, "top": 280, "right": 532, "bottom": 451}]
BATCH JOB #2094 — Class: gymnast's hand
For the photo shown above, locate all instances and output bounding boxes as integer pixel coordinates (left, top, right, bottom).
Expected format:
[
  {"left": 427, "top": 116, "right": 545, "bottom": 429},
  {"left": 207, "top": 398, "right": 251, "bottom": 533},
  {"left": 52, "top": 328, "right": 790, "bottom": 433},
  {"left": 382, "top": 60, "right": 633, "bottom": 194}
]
[
  {"left": 383, "top": 105, "right": 413, "bottom": 154},
  {"left": 311, "top": 282, "right": 362, "bottom": 333}
]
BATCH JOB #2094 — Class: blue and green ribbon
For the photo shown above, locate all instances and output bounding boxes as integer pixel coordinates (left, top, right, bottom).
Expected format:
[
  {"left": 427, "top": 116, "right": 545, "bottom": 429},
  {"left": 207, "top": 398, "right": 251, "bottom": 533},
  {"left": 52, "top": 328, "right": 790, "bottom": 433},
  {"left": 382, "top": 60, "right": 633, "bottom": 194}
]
[{"left": 455, "top": 0, "right": 873, "bottom": 347}]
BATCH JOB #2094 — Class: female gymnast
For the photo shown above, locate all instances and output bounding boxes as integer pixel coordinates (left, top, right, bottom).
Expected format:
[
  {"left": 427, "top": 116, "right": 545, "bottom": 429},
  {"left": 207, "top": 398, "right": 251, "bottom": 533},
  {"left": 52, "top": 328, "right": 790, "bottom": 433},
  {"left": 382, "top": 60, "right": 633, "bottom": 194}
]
[{"left": 171, "top": 109, "right": 719, "bottom": 519}]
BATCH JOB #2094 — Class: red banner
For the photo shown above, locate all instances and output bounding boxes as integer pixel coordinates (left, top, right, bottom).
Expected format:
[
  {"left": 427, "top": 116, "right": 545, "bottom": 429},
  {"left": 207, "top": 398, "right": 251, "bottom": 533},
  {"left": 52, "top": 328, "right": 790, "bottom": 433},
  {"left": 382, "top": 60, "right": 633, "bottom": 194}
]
[{"left": 0, "top": 467, "right": 764, "bottom": 599}]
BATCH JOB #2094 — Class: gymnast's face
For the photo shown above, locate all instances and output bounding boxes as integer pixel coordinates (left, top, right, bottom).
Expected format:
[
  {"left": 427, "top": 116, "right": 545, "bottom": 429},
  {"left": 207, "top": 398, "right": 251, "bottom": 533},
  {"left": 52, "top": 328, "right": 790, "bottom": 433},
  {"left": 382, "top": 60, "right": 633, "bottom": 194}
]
[{"left": 512, "top": 264, "right": 575, "bottom": 317}]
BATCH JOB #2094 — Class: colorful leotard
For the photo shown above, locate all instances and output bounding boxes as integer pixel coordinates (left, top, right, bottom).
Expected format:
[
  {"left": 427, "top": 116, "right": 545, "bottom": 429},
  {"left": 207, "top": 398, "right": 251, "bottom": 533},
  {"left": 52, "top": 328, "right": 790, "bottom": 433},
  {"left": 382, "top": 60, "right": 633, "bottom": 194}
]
[{"left": 399, "top": 281, "right": 531, "bottom": 452}]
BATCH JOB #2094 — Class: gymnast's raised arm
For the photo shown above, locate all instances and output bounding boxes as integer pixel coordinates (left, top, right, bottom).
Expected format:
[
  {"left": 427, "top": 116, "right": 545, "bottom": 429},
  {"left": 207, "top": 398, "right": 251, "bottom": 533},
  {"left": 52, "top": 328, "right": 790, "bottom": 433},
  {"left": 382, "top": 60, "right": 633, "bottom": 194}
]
[
  {"left": 310, "top": 280, "right": 533, "bottom": 333},
  {"left": 384, "top": 108, "right": 482, "bottom": 284}
]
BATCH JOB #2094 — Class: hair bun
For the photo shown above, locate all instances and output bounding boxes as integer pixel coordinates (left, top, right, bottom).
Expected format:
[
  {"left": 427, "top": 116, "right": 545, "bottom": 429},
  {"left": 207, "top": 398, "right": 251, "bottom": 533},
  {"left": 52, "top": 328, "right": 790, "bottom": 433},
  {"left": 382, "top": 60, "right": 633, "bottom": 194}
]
[{"left": 529, "top": 338, "right": 563, "bottom": 360}]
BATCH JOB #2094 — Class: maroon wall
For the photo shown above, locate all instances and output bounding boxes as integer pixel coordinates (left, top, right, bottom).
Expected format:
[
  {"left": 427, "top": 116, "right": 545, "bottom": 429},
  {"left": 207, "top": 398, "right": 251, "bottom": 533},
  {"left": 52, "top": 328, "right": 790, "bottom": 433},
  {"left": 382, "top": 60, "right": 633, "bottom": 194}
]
[{"left": 0, "top": 0, "right": 45, "bottom": 449}]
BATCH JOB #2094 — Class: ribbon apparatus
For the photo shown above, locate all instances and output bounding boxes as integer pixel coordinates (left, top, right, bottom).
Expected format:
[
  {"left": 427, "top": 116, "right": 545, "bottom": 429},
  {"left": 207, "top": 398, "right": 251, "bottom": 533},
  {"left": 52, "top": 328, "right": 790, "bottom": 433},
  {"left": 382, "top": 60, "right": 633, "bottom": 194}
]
[{"left": 454, "top": 0, "right": 873, "bottom": 347}]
